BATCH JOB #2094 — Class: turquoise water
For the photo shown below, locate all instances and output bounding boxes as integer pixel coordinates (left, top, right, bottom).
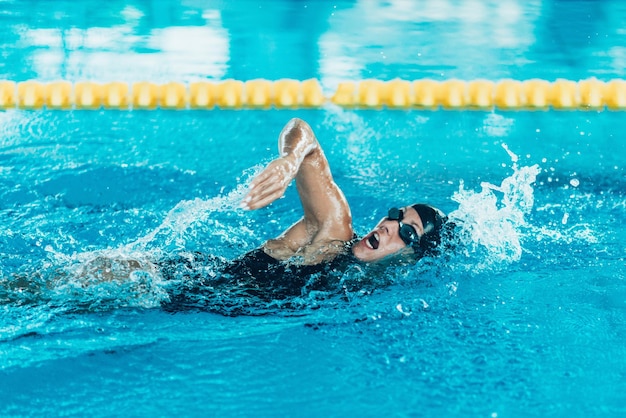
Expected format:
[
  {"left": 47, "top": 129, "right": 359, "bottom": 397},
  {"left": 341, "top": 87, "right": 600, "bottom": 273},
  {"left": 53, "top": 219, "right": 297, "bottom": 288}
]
[{"left": 1, "top": 1, "right": 626, "bottom": 417}]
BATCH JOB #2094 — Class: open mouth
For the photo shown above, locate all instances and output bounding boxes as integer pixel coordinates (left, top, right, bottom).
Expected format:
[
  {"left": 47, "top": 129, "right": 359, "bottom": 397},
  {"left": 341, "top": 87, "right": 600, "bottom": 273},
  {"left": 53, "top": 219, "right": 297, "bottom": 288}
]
[{"left": 366, "top": 232, "right": 380, "bottom": 250}]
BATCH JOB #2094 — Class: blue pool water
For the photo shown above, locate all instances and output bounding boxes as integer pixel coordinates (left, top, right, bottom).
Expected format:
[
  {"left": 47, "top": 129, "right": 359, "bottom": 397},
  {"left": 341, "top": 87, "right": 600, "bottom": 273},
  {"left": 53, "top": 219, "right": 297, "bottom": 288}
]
[{"left": 1, "top": 1, "right": 626, "bottom": 417}]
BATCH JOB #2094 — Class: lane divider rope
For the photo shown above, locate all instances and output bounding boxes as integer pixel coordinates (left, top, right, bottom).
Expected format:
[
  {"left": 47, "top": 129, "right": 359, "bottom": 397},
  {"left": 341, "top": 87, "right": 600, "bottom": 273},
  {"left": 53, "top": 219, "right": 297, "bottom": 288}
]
[{"left": 0, "top": 78, "right": 624, "bottom": 110}]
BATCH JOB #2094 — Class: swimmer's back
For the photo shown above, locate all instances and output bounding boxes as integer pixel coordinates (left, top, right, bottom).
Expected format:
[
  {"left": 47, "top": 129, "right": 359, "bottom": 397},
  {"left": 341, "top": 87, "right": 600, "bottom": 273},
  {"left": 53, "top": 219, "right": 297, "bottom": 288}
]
[{"left": 158, "top": 247, "right": 355, "bottom": 312}]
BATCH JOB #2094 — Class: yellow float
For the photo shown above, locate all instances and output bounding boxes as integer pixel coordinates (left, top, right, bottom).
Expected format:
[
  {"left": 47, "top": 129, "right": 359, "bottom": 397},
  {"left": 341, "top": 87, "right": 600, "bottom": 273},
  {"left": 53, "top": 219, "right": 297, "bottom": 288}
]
[{"left": 0, "top": 78, "right": 621, "bottom": 110}]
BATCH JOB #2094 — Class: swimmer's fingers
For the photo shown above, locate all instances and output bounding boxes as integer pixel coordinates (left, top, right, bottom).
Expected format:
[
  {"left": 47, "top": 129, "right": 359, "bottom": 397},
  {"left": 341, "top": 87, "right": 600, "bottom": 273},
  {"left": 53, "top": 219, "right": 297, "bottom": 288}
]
[
  {"left": 247, "top": 170, "right": 278, "bottom": 192},
  {"left": 242, "top": 181, "right": 288, "bottom": 210},
  {"left": 249, "top": 157, "right": 296, "bottom": 189},
  {"left": 247, "top": 162, "right": 290, "bottom": 194},
  {"left": 242, "top": 158, "right": 295, "bottom": 209},
  {"left": 243, "top": 191, "right": 283, "bottom": 210}
]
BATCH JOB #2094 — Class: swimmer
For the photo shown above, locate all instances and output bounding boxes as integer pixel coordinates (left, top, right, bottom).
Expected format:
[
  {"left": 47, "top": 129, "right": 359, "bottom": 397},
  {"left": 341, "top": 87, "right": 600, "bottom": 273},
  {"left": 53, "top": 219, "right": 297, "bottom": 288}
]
[
  {"left": 160, "top": 118, "right": 449, "bottom": 308},
  {"left": 63, "top": 117, "right": 448, "bottom": 311},
  {"left": 6, "top": 118, "right": 448, "bottom": 313},
  {"left": 240, "top": 117, "right": 448, "bottom": 265}
]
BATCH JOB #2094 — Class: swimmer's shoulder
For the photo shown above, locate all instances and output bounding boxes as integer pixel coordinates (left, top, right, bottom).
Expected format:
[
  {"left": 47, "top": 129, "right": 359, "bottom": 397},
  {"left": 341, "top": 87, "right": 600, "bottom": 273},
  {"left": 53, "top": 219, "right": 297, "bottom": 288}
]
[{"left": 263, "top": 235, "right": 356, "bottom": 266}]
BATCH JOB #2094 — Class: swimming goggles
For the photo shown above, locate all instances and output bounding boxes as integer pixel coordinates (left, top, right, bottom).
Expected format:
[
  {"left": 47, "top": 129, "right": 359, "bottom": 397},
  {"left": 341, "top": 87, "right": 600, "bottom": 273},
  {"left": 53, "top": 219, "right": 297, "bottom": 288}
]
[{"left": 387, "top": 207, "right": 421, "bottom": 251}]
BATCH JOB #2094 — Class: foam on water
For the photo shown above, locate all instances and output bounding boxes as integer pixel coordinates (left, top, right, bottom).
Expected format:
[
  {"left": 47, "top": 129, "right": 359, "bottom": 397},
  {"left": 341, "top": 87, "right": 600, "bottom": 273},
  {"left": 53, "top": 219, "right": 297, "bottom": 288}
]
[
  {"left": 0, "top": 166, "right": 263, "bottom": 324},
  {"left": 446, "top": 145, "right": 541, "bottom": 272},
  {"left": 127, "top": 177, "right": 254, "bottom": 254}
]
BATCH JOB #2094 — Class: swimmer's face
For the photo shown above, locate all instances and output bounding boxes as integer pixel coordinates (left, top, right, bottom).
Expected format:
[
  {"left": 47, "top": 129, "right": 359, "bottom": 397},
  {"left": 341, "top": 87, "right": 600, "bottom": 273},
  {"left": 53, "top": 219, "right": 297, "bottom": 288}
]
[{"left": 352, "top": 205, "right": 425, "bottom": 263}]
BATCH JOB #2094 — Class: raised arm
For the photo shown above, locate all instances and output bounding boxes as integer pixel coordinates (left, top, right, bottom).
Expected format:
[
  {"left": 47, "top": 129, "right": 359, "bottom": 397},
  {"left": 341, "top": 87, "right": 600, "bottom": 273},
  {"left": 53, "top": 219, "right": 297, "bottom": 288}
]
[{"left": 241, "top": 118, "right": 353, "bottom": 263}]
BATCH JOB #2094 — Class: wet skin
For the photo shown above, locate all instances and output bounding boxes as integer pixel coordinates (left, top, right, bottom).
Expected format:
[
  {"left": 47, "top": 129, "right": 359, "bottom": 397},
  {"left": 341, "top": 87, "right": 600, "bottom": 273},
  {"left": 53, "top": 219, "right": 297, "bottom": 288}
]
[
  {"left": 351, "top": 205, "right": 425, "bottom": 262},
  {"left": 241, "top": 118, "right": 430, "bottom": 265}
]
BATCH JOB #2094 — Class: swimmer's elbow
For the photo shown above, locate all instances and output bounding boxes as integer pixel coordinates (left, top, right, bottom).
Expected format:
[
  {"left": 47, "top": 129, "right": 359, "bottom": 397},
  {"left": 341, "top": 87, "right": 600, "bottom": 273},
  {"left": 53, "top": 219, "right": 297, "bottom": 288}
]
[
  {"left": 288, "top": 118, "right": 315, "bottom": 140},
  {"left": 281, "top": 118, "right": 319, "bottom": 158},
  {"left": 288, "top": 117, "right": 307, "bottom": 129}
]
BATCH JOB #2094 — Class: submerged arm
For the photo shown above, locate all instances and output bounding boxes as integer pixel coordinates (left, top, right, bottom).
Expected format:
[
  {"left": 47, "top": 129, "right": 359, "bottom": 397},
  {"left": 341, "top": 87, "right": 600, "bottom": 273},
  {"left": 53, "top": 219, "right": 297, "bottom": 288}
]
[{"left": 242, "top": 118, "right": 353, "bottom": 262}]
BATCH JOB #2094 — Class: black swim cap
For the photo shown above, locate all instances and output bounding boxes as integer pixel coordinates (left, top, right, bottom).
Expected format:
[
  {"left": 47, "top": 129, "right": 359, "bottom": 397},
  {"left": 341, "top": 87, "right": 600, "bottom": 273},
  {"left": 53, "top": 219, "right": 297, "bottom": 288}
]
[{"left": 411, "top": 203, "right": 448, "bottom": 256}]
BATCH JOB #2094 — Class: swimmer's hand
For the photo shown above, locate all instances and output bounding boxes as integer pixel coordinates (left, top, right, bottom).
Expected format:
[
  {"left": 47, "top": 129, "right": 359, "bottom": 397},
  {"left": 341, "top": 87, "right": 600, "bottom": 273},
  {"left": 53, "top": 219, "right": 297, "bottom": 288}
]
[{"left": 241, "top": 156, "right": 297, "bottom": 210}]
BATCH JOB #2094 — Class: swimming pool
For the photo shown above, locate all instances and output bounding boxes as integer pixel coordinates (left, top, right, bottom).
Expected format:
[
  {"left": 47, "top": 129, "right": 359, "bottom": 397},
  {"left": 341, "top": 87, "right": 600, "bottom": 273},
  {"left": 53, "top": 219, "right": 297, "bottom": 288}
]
[{"left": 1, "top": 0, "right": 625, "bottom": 416}]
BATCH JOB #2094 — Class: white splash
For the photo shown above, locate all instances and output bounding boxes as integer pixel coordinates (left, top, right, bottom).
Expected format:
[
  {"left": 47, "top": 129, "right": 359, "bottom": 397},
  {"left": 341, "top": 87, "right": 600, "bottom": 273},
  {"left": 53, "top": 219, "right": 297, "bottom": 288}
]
[
  {"left": 38, "top": 165, "right": 264, "bottom": 311},
  {"left": 448, "top": 145, "right": 541, "bottom": 270},
  {"left": 127, "top": 165, "right": 261, "bottom": 253}
]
